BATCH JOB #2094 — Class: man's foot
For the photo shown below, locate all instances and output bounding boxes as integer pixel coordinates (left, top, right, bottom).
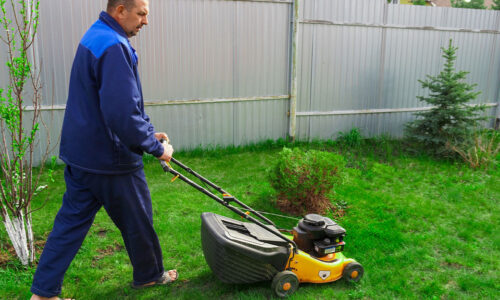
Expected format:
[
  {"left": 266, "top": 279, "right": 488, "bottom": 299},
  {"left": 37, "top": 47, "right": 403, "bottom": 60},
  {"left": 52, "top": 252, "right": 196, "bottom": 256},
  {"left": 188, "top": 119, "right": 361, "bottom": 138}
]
[{"left": 131, "top": 269, "right": 179, "bottom": 289}]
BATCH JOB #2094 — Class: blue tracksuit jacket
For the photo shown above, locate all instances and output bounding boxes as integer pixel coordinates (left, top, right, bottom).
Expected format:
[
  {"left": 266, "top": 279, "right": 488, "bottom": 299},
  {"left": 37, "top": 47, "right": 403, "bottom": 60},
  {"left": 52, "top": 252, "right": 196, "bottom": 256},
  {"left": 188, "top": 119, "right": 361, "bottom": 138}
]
[{"left": 59, "top": 11, "right": 163, "bottom": 174}]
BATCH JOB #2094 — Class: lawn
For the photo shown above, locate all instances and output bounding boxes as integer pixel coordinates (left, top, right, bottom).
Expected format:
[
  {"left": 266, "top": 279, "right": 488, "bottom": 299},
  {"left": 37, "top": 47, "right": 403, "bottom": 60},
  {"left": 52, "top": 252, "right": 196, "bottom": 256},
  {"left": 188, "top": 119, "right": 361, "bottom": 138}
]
[{"left": 0, "top": 139, "right": 499, "bottom": 299}]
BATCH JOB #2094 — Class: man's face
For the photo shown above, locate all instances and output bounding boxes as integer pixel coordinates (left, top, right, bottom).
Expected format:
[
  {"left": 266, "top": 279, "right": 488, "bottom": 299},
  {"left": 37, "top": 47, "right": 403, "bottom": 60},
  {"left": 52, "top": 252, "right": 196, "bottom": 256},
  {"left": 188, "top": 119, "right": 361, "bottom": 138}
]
[{"left": 117, "top": 0, "right": 149, "bottom": 38}]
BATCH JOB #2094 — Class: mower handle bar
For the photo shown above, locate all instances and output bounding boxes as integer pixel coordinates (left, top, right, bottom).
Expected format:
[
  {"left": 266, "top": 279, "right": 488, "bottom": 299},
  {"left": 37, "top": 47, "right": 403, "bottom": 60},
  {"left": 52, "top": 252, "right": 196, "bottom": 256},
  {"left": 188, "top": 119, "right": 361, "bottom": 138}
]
[
  {"left": 159, "top": 155, "right": 298, "bottom": 252},
  {"left": 169, "top": 157, "right": 276, "bottom": 226},
  {"left": 160, "top": 138, "right": 274, "bottom": 226}
]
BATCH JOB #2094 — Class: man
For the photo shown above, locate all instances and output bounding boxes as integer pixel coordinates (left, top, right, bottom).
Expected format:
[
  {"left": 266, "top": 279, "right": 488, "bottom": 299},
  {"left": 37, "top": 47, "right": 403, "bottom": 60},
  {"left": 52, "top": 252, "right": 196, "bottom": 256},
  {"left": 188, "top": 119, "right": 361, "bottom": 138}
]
[{"left": 30, "top": 1, "right": 177, "bottom": 299}]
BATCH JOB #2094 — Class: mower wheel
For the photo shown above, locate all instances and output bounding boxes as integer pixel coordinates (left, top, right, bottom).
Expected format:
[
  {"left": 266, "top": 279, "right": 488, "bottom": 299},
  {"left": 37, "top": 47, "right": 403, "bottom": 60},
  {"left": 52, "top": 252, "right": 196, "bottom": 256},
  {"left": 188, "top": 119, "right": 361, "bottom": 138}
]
[
  {"left": 271, "top": 270, "right": 299, "bottom": 298},
  {"left": 342, "top": 262, "right": 364, "bottom": 283}
]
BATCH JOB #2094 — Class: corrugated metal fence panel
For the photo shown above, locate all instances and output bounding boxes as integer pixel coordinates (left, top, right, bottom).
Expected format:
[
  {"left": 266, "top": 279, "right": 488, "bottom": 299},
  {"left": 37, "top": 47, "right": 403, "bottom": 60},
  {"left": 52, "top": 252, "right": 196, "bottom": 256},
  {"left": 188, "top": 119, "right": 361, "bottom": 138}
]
[
  {"left": 38, "top": 0, "right": 106, "bottom": 106},
  {"left": 234, "top": 1, "right": 290, "bottom": 97},
  {"left": 36, "top": 0, "right": 291, "bottom": 103},
  {"left": 136, "top": 0, "right": 290, "bottom": 100},
  {"left": 136, "top": 0, "right": 235, "bottom": 100},
  {"left": 27, "top": 110, "right": 64, "bottom": 166},
  {"left": 298, "top": 0, "right": 386, "bottom": 139},
  {"left": 145, "top": 103, "right": 235, "bottom": 149},
  {"left": 146, "top": 99, "right": 288, "bottom": 149},
  {"left": 443, "top": 6, "right": 499, "bottom": 30},
  {"left": 384, "top": 6, "right": 444, "bottom": 112},
  {"left": 302, "top": 0, "right": 385, "bottom": 23},
  {"left": 298, "top": 0, "right": 500, "bottom": 140}
]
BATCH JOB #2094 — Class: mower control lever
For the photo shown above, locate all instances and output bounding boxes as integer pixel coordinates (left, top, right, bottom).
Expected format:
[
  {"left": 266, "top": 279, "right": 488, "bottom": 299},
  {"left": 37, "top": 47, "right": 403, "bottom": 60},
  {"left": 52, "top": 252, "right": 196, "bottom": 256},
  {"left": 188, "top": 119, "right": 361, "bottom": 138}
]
[{"left": 222, "top": 194, "right": 236, "bottom": 204}]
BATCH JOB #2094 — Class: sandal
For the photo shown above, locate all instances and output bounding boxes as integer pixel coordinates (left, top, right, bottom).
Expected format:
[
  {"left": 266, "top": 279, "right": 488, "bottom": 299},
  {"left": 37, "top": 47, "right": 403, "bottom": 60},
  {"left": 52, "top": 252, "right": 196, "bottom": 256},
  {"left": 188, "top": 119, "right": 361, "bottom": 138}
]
[{"left": 130, "top": 270, "right": 178, "bottom": 289}]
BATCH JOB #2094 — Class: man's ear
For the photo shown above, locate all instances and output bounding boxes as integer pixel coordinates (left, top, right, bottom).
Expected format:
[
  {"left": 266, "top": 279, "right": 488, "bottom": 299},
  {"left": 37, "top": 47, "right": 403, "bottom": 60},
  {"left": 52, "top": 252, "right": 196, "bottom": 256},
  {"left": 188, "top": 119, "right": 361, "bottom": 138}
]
[{"left": 115, "top": 5, "right": 126, "bottom": 17}]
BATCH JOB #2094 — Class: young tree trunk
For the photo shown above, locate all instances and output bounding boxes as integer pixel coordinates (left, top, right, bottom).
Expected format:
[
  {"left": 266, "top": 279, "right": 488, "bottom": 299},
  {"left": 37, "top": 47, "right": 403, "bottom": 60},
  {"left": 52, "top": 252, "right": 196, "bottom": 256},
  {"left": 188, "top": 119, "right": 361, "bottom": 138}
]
[
  {"left": 26, "top": 209, "right": 35, "bottom": 263},
  {"left": 2, "top": 206, "right": 33, "bottom": 266}
]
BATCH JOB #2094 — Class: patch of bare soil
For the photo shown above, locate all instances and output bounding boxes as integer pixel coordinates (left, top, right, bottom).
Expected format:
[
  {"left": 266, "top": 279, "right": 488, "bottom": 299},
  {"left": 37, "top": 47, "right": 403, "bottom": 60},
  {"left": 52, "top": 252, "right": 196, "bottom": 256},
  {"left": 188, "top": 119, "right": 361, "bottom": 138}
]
[
  {"left": 0, "top": 240, "right": 46, "bottom": 268},
  {"left": 91, "top": 243, "right": 125, "bottom": 267}
]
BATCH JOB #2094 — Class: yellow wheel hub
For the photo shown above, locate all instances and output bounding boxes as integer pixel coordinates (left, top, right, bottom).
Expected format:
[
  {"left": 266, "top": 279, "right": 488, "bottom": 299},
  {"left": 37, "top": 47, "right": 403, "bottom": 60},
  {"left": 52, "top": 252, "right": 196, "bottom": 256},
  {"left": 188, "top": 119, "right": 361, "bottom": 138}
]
[
  {"left": 282, "top": 282, "right": 292, "bottom": 291},
  {"left": 351, "top": 271, "right": 359, "bottom": 278}
]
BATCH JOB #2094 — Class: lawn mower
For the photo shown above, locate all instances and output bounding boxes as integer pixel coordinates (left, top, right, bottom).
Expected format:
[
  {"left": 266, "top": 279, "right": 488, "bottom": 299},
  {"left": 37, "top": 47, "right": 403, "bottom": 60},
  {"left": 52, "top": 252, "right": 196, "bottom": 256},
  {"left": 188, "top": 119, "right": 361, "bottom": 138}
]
[{"left": 160, "top": 150, "right": 364, "bottom": 297}]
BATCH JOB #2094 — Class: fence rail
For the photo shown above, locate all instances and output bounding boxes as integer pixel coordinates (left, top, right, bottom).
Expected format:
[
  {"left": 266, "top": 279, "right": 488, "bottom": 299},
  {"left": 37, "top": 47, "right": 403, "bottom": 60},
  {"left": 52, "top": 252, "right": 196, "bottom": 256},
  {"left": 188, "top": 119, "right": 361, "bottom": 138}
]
[{"left": 300, "top": 19, "right": 500, "bottom": 34}]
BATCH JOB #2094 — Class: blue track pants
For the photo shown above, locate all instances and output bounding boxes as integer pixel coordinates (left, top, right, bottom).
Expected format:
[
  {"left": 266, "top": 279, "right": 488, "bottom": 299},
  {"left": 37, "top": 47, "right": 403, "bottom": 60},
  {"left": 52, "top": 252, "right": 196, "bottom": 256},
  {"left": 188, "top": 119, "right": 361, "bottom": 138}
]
[{"left": 31, "top": 165, "right": 164, "bottom": 297}]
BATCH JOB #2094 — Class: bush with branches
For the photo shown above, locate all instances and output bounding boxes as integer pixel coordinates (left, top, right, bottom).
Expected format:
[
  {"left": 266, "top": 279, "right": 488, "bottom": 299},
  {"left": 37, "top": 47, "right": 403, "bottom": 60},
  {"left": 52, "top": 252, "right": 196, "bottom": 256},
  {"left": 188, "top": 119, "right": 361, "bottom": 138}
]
[
  {"left": 268, "top": 147, "right": 345, "bottom": 216},
  {"left": 0, "top": 0, "right": 53, "bottom": 266}
]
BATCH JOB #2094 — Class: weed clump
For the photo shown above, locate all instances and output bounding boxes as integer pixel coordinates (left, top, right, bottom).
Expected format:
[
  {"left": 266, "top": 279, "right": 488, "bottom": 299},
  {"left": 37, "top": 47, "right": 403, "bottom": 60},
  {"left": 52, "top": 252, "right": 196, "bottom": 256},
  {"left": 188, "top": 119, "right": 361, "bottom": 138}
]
[
  {"left": 268, "top": 147, "right": 345, "bottom": 216},
  {"left": 336, "top": 128, "right": 363, "bottom": 148},
  {"left": 448, "top": 129, "right": 500, "bottom": 169}
]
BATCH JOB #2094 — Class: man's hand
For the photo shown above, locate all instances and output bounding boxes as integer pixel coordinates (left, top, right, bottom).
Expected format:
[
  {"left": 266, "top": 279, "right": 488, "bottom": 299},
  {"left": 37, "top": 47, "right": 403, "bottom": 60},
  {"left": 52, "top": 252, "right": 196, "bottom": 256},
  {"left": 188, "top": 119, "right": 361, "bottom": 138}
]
[
  {"left": 154, "top": 132, "right": 169, "bottom": 143},
  {"left": 155, "top": 132, "right": 174, "bottom": 162},
  {"left": 159, "top": 143, "right": 174, "bottom": 162}
]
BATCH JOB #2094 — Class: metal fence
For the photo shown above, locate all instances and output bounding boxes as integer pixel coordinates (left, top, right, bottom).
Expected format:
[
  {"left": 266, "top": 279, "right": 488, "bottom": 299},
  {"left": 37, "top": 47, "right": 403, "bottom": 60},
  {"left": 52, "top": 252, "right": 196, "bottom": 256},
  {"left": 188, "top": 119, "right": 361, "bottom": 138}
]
[
  {"left": 1, "top": 0, "right": 499, "bottom": 164},
  {"left": 296, "top": 0, "right": 500, "bottom": 139}
]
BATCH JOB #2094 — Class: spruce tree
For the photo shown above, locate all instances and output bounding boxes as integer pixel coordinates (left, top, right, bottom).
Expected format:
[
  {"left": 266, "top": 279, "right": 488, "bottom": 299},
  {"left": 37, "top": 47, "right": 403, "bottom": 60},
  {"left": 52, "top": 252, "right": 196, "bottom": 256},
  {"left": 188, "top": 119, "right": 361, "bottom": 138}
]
[{"left": 405, "top": 39, "right": 486, "bottom": 156}]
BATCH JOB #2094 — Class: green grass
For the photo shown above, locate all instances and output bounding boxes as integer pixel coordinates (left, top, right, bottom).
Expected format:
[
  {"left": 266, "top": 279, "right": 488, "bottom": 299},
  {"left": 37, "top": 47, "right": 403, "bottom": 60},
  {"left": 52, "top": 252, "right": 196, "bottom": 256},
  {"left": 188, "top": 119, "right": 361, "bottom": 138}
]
[{"left": 0, "top": 139, "right": 499, "bottom": 299}]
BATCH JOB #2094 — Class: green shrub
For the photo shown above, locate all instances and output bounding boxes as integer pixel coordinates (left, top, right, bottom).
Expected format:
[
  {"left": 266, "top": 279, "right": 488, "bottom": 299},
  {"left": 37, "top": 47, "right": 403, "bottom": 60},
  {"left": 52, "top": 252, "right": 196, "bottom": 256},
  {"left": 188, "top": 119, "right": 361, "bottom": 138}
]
[
  {"left": 268, "top": 147, "right": 346, "bottom": 216},
  {"left": 447, "top": 129, "right": 500, "bottom": 169}
]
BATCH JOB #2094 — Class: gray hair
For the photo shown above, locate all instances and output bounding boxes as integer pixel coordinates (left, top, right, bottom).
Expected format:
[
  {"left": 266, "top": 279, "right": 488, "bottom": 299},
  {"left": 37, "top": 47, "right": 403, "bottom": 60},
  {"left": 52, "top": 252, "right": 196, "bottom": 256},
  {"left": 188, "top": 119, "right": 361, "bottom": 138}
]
[{"left": 107, "top": 0, "right": 137, "bottom": 12}]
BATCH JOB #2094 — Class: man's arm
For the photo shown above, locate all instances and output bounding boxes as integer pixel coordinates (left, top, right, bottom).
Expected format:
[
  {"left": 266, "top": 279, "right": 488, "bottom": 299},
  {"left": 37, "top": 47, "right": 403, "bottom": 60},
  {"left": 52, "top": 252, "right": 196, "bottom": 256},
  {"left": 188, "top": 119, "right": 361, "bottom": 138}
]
[{"left": 96, "top": 42, "right": 164, "bottom": 158}]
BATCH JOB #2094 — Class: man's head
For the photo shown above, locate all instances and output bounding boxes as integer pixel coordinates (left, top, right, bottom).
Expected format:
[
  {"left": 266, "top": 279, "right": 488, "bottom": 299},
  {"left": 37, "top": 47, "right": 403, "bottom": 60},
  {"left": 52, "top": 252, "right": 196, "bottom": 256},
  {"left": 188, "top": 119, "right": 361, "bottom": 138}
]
[{"left": 107, "top": 0, "right": 149, "bottom": 38}]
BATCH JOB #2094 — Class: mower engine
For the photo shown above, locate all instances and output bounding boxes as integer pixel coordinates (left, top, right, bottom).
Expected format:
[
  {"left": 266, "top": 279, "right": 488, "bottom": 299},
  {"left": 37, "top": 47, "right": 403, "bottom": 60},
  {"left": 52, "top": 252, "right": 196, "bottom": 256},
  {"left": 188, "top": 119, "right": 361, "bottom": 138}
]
[{"left": 292, "top": 214, "right": 346, "bottom": 257}]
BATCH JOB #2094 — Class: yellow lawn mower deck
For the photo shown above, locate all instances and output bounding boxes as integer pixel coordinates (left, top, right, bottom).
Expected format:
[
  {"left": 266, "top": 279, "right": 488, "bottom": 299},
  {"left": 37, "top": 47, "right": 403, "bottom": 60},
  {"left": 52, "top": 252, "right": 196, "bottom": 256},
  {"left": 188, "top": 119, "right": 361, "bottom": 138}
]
[{"left": 200, "top": 212, "right": 363, "bottom": 297}]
